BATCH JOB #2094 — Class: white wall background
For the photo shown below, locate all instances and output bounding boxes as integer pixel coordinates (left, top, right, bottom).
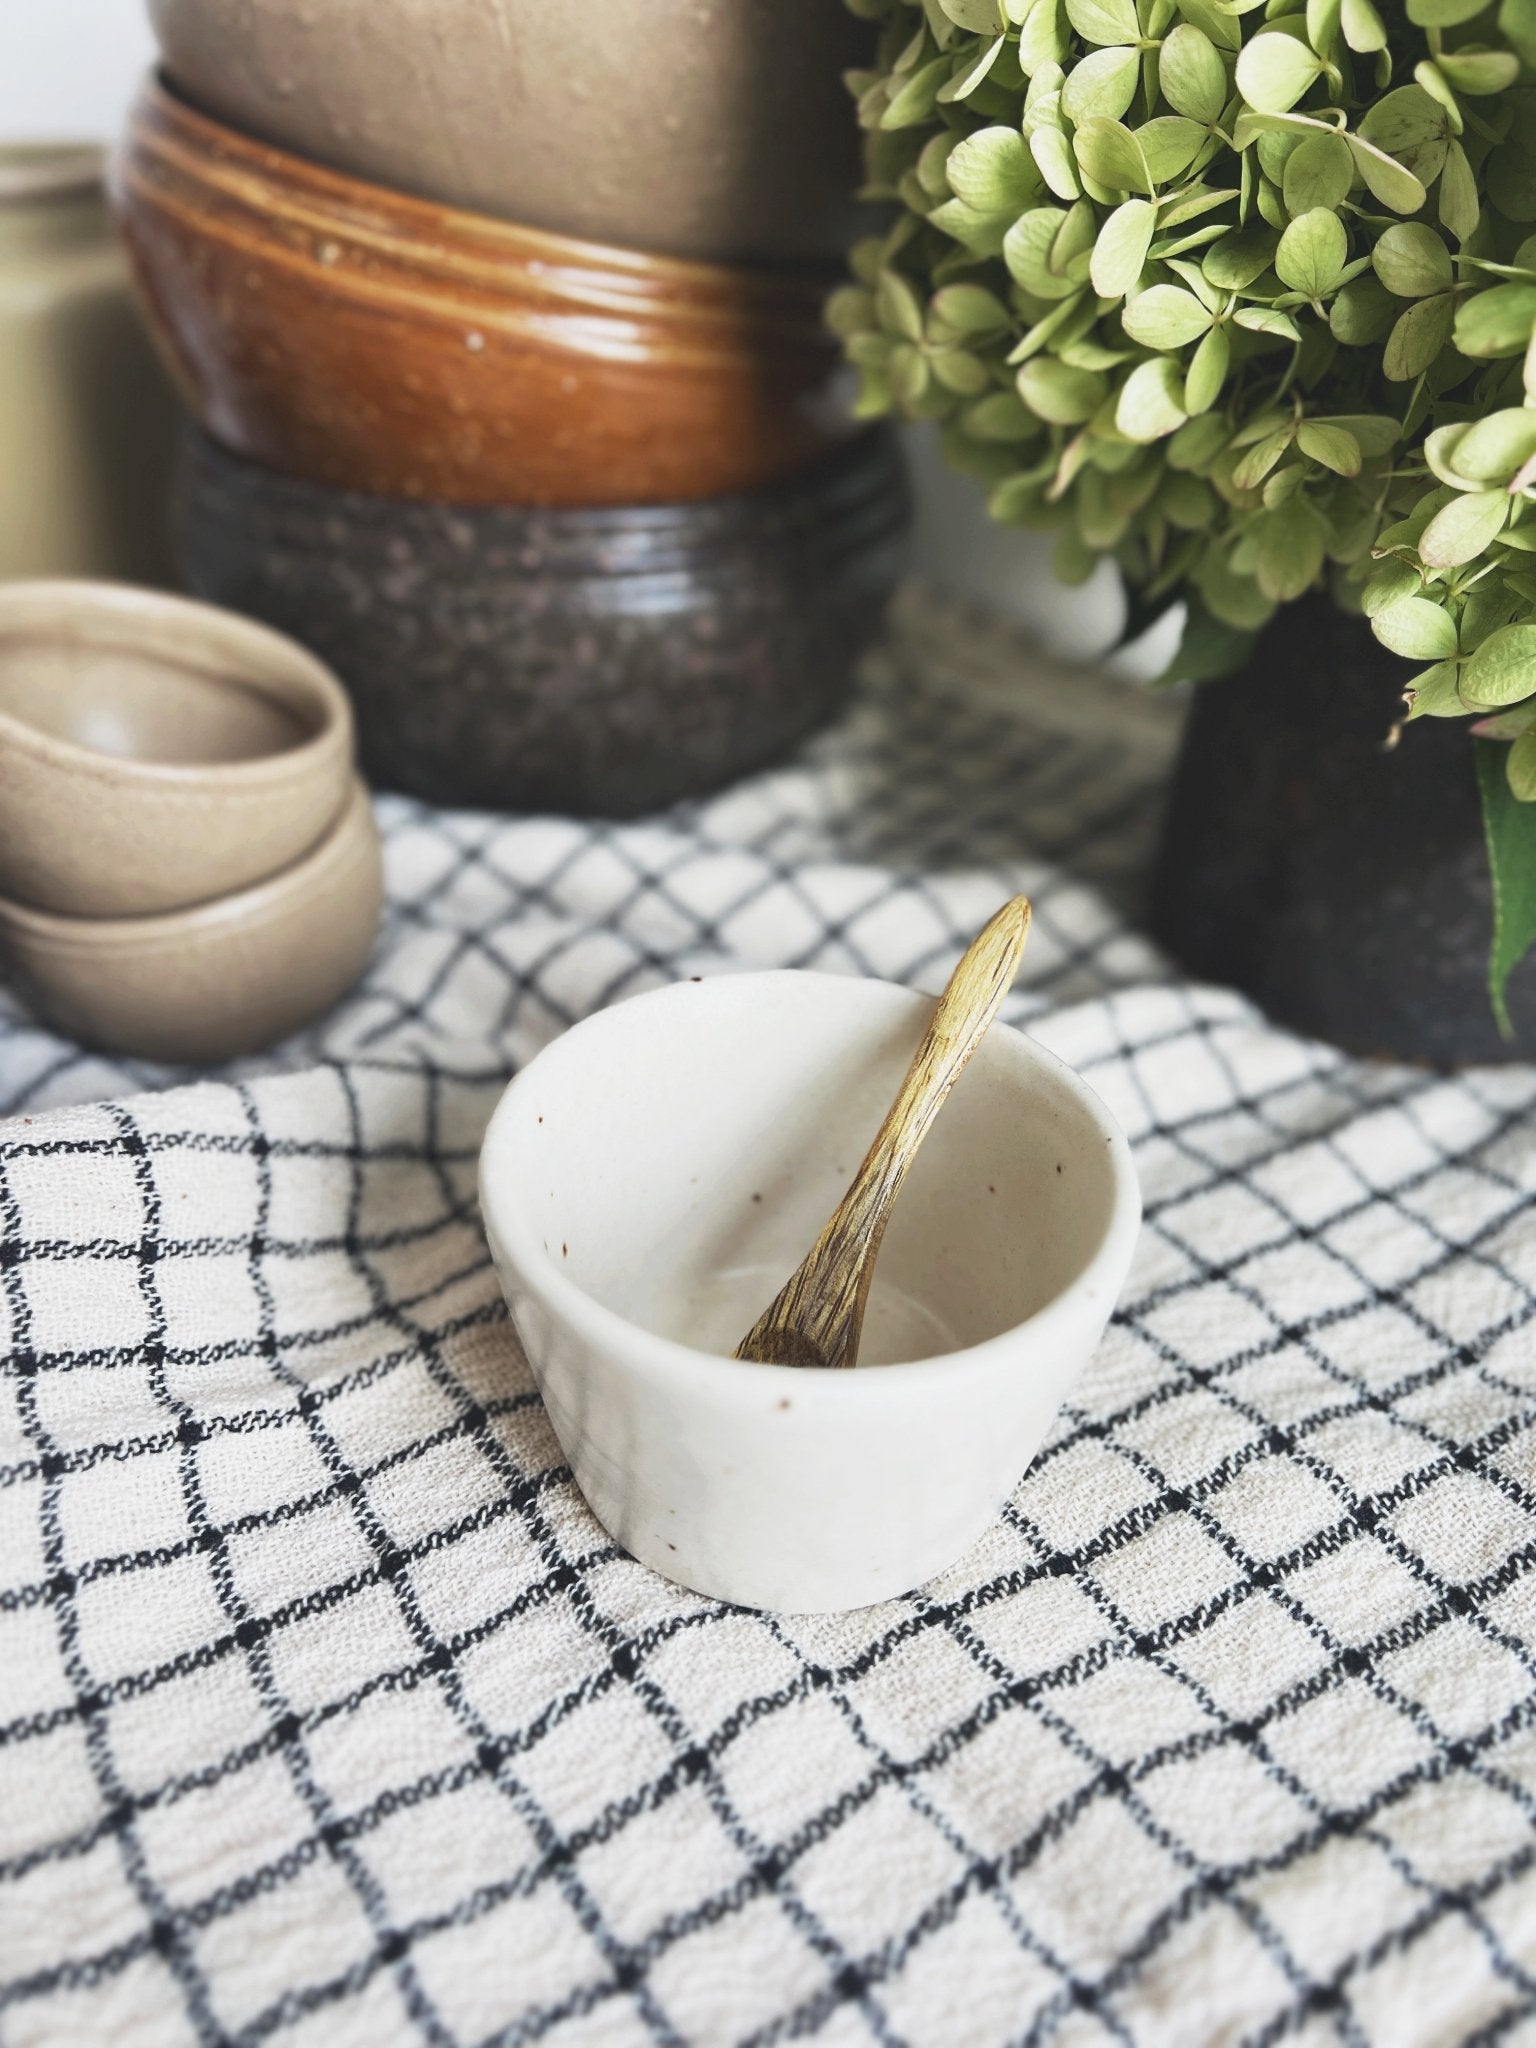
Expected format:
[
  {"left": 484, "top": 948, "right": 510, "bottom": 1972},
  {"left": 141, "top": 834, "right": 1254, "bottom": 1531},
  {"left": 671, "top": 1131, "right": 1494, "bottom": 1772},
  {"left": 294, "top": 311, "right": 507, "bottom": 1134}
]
[
  {"left": 0, "top": 2, "right": 156, "bottom": 144},
  {"left": 2, "top": 0, "right": 1159, "bottom": 669}
]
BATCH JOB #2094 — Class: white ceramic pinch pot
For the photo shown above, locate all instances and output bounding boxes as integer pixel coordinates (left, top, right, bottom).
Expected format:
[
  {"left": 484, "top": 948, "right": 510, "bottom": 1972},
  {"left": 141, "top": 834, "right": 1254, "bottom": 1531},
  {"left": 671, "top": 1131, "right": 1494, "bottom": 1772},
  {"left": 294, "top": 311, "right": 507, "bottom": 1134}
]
[{"left": 479, "top": 972, "right": 1141, "bottom": 1614}]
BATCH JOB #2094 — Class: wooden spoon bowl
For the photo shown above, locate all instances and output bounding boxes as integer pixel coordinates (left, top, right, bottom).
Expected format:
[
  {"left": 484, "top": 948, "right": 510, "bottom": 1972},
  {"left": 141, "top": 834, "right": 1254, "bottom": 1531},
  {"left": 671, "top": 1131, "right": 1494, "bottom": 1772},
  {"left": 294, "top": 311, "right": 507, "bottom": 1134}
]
[{"left": 110, "top": 76, "right": 856, "bottom": 509}]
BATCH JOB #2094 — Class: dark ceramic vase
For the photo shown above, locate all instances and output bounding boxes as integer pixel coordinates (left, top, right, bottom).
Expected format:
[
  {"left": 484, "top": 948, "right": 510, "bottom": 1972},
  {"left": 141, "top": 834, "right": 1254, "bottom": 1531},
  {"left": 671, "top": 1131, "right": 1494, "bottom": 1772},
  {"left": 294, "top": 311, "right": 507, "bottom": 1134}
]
[
  {"left": 1151, "top": 591, "right": 1535, "bottom": 1064},
  {"left": 174, "top": 427, "right": 910, "bottom": 817}
]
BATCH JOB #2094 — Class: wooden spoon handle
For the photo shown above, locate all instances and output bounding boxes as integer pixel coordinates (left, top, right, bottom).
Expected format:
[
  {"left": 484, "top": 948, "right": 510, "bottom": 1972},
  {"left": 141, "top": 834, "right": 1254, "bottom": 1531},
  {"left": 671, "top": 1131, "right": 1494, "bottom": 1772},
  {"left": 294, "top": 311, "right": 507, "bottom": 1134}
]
[
  {"left": 734, "top": 894, "right": 1031, "bottom": 1368},
  {"left": 807, "top": 892, "right": 1031, "bottom": 1284}
]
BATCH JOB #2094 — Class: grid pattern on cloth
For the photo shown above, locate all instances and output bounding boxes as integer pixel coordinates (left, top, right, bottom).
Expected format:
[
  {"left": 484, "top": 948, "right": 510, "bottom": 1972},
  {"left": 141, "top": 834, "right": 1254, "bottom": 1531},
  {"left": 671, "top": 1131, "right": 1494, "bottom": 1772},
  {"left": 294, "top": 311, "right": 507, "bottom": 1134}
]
[{"left": 2, "top": 590, "right": 1535, "bottom": 2048}]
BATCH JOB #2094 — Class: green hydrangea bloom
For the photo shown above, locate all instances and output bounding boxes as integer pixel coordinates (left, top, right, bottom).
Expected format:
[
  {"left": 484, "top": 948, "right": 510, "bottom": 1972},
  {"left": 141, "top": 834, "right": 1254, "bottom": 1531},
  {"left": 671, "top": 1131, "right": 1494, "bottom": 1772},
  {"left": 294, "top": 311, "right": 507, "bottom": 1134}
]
[{"left": 834, "top": 0, "right": 1536, "bottom": 764}]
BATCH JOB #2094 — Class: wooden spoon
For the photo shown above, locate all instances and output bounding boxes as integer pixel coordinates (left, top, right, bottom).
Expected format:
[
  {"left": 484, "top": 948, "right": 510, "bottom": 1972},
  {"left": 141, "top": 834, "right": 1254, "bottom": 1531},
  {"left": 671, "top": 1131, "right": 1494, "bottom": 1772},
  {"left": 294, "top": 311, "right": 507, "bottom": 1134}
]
[{"left": 733, "top": 894, "right": 1032, "bottom": 1370}]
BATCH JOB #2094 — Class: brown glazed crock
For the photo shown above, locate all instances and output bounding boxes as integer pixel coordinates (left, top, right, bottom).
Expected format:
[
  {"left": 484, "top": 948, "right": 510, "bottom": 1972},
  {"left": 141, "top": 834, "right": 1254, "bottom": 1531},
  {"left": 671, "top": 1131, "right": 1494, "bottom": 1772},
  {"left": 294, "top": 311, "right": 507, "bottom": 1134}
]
[{"left": 111, "top": 77, "right": 856, "bottom": 509}]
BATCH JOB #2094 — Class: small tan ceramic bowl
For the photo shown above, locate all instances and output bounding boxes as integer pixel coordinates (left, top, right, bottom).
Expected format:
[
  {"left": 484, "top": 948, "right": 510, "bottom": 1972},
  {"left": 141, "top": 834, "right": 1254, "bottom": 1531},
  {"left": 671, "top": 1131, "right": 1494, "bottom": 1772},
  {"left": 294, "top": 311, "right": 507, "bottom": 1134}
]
[
  {"left": 0, "top": 778, "right": 383, "bottom": 1064},
  {"left": 0, "top": 580, "right": 355, "bottom": 917}
]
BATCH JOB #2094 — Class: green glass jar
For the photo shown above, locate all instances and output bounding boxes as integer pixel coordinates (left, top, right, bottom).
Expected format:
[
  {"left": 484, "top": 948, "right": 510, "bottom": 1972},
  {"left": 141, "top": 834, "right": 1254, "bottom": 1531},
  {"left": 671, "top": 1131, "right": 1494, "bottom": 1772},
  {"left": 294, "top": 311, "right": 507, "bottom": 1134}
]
[{"left": 0, "top": 145, "right": 180, "bottom": 582}]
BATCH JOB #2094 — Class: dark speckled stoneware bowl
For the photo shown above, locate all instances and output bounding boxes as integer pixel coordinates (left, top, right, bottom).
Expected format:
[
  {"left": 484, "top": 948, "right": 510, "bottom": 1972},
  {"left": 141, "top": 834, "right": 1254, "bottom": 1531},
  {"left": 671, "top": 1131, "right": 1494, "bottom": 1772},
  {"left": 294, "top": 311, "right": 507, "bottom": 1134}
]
[{"left": 175, "top": 427, "right": 910, "bottom": 816}]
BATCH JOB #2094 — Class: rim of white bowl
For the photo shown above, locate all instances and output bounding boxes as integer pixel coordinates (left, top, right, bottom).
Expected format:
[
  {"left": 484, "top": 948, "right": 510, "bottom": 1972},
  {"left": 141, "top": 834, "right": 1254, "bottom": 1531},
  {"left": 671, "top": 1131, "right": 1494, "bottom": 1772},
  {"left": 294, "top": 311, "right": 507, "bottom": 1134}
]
[
  {"left": 479, "top": 970, "right": 1142, "bottom": 1392},
  {"left": 0, "top": 581, "right": 354, "bottom": 784}
]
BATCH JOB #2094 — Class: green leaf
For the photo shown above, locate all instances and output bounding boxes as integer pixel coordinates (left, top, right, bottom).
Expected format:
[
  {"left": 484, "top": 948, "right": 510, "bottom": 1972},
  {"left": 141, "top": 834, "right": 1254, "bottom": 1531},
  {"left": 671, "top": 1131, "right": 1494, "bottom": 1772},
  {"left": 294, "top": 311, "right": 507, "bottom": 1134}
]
[
  {"left": 1117, "top": 355, "right": 1190, "bottom": 440},
  {"left": 1437, "top": 47, "right": 1520, "bottom": 94},
  {"left": 1004, "top": 207, "right": 1078, "bottom": 297},
  {"left": 930, "top": 346, "right": 994, "bottom": 392},
  {"left": 1177, "top": 0, "right": 1242, "bottom": 52},
  {"left": 1488, "top": 114, "right": 1536, "bottom": 223},
  {"left": 1139, "top": 117, "right": 1210, "bottom": 185},
  {"left": 930, "top": 283, "right": 1013, "bottom": 336},
  {"left": 1235, "top": 32, "right": 1324, "bottom": 115},
  {"left": 1194, "top": 546, "right": 1276, "bottom": 628},
  {"left": 1234, "top": 306, "right": 1301, "bottom": 341},
  {"left": 1345, "top": 133, "right": 1429, "bottom": 214},
  {"left": 1158, "top": 22, "right": 1228, "bottom": 123},
  {"left": 1362, "top": 559, "right": 1421, "bottom": 614},
  {"left": 1031, "top": 126, "right": 1083, "bottom": 199},
  {"left": 1275, "top": 209, "right": 1348, "bottom": 298},
  {"left": 1018, "top": 0, "right": 1071, "bottom": 71},
  {"left": 1072, "top": 116, "right": 1152, "bottom": 193},
  {"left": 1065, "top": 0, "right": 1140, "bottom": 43},
  {"left": 825, "top": 286, "right": 875, "bottom": 339},
  {"left": 1232, "top": 425, "right": 1295, "bottom": 488},
  {"left": 1121, "top": 284, "right": 1214, "bottom": 348},
  {"left": 882, "top": 56, "right": 953, "bottom": 128},
  {"left": 927, "top": 197, "right": 1012, "bottom": 255},
  {"left": 1184, "top": 322, "right": 1231, "bottom": 411},
  {"left": 1476, "top": 737, "right": 1536, "bottom": 1038},
  {"left": 1473, "top": 706, "right": 1536, "bottom": 741},
  {"left": 1168, "top": 411, "right": 1231, "bottom": 470},
  {"left": 1403, "top": 660, "right": 1466, "bottom": 718},
  {"left": 1254, "top": 497, "right": 1327, "bottom": 602},
  {"left": 1158, "top": 599, "right": 1258, "bottom": 683},
  {"left": 1453, "top": 410, "right": 1536, "bottom": 483},
  {"left": 938, "top": 33, "right": 1009, "bottom": 101},
  {"left": 1016, "top": 356, "right": 1108, "bottom": 421},
  {"left": 1372, "top": 595, "right": 1459, "bottom": 659},
  {"left": 1510, "top": 732, "right": 1536, "bottom": 800},
  {"left": 1282, "top": 133, "right": 1355, "bottom": 213},
  {"left": 1503, "top": 0, "right": 1536, "bottom": 67},
  {"left": 1359, "top": 84, "right": 1449, "bottom": 155},
  {"left": 1307, "top": 0, "right": 1341, "bottom": 57},
  {"left": 1454, "top": 284, "right": 1536, "bottom": 360},
  {"left": 1418, "top": 490, "right": 1509, "bottom": 567},
  {"left": 877, "top": 268, "right": 926, "bottom": 340},
  {"left": 1296, "top": 420, "right": 1361, "bottom": 473},
  {"left": 1158, "top": 183, "right": 1241, "bottom": 229},
  {"left": 1372, "top": 223, "right": 1454, "bottom": 298},
  {"left": 963, "top": 390, "right": 1039, "bottom": 440},
  {"left": 1325, "top": 414, "right": 1400, "bottom": 456},
  {"left": 1409, "top": 0, "right": 1490, "bottom": 23},
  {"left": 1340, "top": 0, "right": 1386, "bottom": 48},
  {"left": 1203, "top": 227, "right": 1278, "bottom": 290},
  {"left": 939, "top": 0, "right": 1006, "bottom": 28},
  {"left": 1061, "top": 44, "right": 1140, "bottom": 123},
  {"left": 947, "top": 126, "right": 1041, "bottom": 212},
  {"left": 1090, "top": 197, "right": 1157, "bottom": 297},
  {"left": 1464, "top": 623, "right": 1536, "bottom": 707},
  {"left": 1330, "top": 277, "right": 1398, "bottom": 346},
  {"left": 888, "top": 341, "right": 930, "bottom": 406},
  {"left": 1383, "top": 292, "right": 1455, "bottom": 380},
  {"left": 1438, "top": 140, "right": 1480, "bottom": 245},
  {"left": 1007, "top": 289, "right": 1091, "bottom": 362}
]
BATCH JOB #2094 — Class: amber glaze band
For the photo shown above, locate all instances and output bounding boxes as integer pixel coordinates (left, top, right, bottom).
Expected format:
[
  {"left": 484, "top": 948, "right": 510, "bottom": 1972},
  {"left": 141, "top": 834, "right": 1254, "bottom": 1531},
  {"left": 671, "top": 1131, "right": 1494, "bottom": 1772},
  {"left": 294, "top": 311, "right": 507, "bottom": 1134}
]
[{"left": 111, "top": 75, "right": 856, "bottom": 508}]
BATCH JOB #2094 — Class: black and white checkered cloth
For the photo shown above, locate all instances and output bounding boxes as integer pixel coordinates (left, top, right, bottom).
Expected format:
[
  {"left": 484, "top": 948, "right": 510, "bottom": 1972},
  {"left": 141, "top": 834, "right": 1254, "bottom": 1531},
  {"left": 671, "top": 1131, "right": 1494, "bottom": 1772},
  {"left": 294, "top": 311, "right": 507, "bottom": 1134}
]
[{"left": 3, "top": 590, "right": 1535, "bottom": 2047}]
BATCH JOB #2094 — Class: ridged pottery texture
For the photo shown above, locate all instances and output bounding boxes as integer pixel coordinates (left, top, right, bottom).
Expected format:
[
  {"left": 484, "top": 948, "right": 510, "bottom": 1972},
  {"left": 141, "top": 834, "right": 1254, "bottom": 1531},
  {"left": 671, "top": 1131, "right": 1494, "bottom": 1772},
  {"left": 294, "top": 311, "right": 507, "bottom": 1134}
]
[
  {"left": 112, "top": 79, "right": 854, "bottom": 509},
  {"left": 175, "top": 427, "right": 911, "bottom": 817}
]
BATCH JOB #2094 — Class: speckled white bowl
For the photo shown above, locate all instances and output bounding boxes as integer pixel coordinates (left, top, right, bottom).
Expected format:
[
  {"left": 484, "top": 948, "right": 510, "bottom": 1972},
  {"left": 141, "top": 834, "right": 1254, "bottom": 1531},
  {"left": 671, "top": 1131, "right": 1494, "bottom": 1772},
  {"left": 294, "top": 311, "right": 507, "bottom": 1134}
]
[{"left": 479, "top": 971, "right": 1140, "bottom": 1613}]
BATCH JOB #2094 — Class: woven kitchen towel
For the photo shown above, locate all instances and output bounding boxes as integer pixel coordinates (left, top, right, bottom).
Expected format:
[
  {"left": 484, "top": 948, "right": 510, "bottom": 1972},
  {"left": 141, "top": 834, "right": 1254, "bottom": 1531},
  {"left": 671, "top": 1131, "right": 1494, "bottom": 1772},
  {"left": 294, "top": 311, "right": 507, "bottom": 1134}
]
[{"left": 2, "top": 592, "right": 1535, "bottom": 2048}]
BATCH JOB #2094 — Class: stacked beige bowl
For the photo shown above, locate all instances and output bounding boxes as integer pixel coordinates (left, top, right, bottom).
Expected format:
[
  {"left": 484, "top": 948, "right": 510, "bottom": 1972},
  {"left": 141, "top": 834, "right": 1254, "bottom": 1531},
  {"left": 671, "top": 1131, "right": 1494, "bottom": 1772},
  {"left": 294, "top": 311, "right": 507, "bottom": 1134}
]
[{"left": 0, "top": 583, "right": 382, "bottom": 1063}]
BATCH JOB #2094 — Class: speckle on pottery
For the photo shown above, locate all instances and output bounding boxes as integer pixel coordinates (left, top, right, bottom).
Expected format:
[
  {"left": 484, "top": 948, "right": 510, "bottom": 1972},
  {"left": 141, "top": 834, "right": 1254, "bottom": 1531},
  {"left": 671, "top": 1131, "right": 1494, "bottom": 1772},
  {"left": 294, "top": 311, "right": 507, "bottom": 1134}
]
[{"left": 176, "top": 426, "right": 909, "bottom": 815}]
